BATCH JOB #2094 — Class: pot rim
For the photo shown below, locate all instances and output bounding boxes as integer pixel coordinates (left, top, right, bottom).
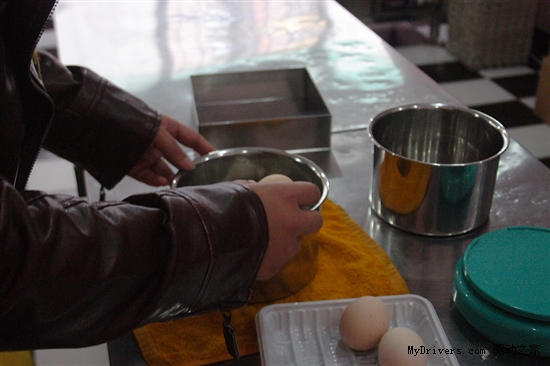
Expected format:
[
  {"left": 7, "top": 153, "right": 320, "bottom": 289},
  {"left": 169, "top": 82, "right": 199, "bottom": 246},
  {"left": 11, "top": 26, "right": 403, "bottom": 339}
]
[
  {"left": 171, "top": 147, "right": 330, "bottom": 211},
  {"left": 368, "top": 103, "right": 510, "bottom": 167}
]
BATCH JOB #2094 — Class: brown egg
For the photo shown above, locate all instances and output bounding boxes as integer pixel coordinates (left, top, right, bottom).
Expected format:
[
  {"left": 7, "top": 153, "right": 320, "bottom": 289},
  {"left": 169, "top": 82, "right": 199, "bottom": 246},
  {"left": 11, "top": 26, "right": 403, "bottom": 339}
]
[
  {"left": 339, "top": 296, "right": 390, "bottom": 351},
  {"left": 377, "top": 327, "right": 427, "bottom": 366},
  {"left": 259, "top": 174, "right": 293, "bottom": 183}
]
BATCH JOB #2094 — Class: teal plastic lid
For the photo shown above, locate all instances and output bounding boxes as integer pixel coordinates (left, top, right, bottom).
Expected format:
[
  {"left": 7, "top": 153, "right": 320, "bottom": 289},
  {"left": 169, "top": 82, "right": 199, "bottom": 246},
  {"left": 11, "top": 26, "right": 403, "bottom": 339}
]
[
  {"left": 453, "top": 256, "right": 550, "bottom": 357},
  {"left": 463, "top": 226, "right": 550, "bottom": 321}
]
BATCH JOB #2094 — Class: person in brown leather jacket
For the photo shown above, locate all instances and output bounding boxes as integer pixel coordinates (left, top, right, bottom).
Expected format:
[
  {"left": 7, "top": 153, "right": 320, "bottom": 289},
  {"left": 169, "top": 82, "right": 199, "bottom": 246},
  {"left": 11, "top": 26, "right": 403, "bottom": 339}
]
[{"left": 0, "top": 0, "right": 322, "bottom": 350}]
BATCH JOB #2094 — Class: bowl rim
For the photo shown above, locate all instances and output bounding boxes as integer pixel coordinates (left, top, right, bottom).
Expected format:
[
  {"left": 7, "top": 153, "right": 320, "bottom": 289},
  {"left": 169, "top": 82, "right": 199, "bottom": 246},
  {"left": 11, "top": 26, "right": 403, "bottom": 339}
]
[
  {"left": 171, "top": 147, "right": 330, "bottom": 211},
  {"left": 368, "top": 103, "right": 510, "bottom": 167}
]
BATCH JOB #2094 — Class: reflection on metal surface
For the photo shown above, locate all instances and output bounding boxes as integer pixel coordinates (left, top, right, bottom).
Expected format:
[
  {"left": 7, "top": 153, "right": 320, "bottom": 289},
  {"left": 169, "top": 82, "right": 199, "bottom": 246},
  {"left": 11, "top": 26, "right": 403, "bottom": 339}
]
[
  {"left": 159, "top": 1, "right": 328, "bottom": 76},
  {"left": 440, "top": 165, "right": 477, "bottom": 204},
  {"left": 378, "top": 154, "right": 431, "bottom": 214}
]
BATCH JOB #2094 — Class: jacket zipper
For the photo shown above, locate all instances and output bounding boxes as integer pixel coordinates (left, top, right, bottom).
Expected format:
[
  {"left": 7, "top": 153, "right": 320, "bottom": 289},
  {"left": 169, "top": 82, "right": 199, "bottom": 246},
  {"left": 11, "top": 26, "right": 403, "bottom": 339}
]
[{"left": 16, "top": 0, "right": 59, "bottom": 190}]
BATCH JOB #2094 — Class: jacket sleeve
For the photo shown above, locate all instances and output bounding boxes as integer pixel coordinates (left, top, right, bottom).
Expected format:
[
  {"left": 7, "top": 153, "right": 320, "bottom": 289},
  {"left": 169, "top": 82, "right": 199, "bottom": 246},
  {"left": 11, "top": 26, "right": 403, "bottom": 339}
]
[
  {"left": 0, "top": 179, "right": 268, "bottom": 350},
  {"left": 37, "top": 50, "right": 160, "bottom": 189}
]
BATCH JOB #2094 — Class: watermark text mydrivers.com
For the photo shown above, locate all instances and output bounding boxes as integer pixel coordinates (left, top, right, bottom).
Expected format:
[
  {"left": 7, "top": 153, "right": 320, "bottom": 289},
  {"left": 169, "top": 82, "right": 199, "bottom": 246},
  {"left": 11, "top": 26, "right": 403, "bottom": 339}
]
[
  {"left": 407, "top": 344, "right": 541, "bottom": 357},
  {"left": 408, "top": 346, "right": 464, "bottom": 356}
]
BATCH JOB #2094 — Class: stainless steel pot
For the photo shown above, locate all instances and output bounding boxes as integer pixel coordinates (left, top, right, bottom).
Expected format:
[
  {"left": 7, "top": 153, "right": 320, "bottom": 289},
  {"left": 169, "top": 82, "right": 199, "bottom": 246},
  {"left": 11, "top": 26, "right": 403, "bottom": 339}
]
[{"left": 369, "top": 104, "right": 509, "bottom": 236}]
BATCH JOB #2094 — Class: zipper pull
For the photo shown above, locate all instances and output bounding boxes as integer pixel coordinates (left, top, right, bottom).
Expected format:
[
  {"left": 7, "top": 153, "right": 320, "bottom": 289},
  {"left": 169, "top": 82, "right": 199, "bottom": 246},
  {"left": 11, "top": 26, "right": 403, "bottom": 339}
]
[{"left": 222, "top": 311, "right": 241, "bottom": 361}]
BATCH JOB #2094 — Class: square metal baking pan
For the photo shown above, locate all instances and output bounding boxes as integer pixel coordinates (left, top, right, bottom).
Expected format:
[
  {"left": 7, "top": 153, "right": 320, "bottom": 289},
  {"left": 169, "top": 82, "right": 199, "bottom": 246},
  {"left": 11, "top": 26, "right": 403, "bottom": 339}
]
[{"left": 191, "top": 68, "right": 331, "bottom": 153}]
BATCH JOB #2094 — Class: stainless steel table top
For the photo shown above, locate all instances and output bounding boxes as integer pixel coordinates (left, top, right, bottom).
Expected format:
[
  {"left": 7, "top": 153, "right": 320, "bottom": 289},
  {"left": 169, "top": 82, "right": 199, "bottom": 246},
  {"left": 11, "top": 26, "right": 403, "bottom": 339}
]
[{"left": 55, "top": 1, "right": 550, "bottom": 365}]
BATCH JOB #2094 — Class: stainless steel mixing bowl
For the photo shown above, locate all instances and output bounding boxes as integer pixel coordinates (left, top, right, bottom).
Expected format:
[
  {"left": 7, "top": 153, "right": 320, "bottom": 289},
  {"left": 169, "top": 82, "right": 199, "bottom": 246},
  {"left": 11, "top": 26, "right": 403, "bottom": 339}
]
[
  {"left": 172, "top": 147, "right": 329, "bottom": 210},
  {"left": 171, "top": 147, "right": 329, "bottom": 302}
]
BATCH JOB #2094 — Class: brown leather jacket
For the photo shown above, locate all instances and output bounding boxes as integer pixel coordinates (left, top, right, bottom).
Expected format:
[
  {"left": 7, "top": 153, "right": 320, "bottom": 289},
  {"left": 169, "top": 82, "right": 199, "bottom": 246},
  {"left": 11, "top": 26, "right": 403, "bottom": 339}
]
[{"left": 0, "top": 0, "right": 268, "bottom": 350}]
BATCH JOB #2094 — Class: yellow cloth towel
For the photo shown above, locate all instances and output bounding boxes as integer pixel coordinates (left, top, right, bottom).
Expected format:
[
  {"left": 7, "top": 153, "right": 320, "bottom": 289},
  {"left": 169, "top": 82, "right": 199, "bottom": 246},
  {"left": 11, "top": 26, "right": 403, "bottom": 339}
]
[
  {"left": 0, "top": 351, "right": 34, "bottom": 366},
  {"left": 134, "top": 199, "right": 409, "bottom": 365}
]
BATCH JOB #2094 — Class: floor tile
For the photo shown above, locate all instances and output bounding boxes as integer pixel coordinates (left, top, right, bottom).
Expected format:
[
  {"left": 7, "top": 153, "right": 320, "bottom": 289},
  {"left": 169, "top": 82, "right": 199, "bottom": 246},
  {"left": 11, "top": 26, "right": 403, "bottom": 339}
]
[
  {"left": 395, "top": 44, "right": 457, "bottom": 66},
  {"left": 506, "top": 123, "right": 550, "bottom": 158},
  {"left": 532, "top": 27, "right": 550, "bottom": 65},
  {"left": 479, "top": 66, "right": 536, "bottom": 79},
  {"left": 440, "top": 79, "right": 516, "bottom": 106},
  {"left": 370, "top": 21, "right": 429, "bottom": 47},
  {"left": 473, "top": 101, "right": 545, "bottom": 129},
  {"left": 540, "top": 157, "right": 550, "bottom": 169},
  {"left": 414, "top": 23, "right": 448, "bottom": 44},
  {"left": 419, "top": 62, "right": 480, "bottom": 83},
  {"left": 521, "top": 96, "right": 537, "bottom": 109},
  {"left": 492, "top": 73, "right": 540, "bottom": 98}
]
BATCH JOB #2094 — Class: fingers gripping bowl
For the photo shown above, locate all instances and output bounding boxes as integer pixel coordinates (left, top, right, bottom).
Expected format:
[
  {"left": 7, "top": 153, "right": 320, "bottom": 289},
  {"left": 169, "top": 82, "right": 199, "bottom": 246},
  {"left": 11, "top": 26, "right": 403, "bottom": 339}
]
[{"left": 171, "top": 147, "right": 329, "bottom": 302}]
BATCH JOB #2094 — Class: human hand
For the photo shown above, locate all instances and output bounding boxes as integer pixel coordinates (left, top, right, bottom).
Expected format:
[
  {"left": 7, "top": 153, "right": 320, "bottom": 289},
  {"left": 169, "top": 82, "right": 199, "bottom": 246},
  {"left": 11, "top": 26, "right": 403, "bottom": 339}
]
[
  {"left": 244, "top": 181, "right": 323, "bottom": 281},
  {"left": 129, "top": 114, "right": 215, "bottom": 186}
]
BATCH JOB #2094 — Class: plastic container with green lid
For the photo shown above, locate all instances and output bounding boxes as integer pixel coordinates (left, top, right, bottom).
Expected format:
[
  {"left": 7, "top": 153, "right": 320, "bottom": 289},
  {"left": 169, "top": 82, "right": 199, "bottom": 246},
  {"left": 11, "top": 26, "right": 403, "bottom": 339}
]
[{"left": 453, "top": 226, "right": 550, "bottom": 357}]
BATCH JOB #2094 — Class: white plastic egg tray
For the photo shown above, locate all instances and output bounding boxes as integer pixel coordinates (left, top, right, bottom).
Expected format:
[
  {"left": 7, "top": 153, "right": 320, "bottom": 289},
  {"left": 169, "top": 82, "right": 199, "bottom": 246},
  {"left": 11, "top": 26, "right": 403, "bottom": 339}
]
[{"left": 255, "top": 294, "right": 460, "bottom": 366}]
